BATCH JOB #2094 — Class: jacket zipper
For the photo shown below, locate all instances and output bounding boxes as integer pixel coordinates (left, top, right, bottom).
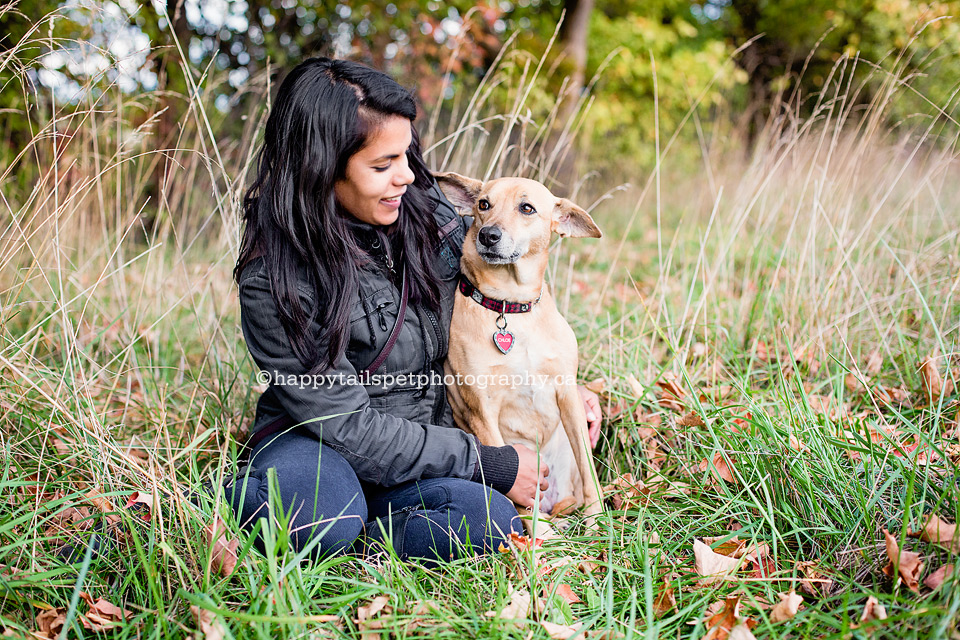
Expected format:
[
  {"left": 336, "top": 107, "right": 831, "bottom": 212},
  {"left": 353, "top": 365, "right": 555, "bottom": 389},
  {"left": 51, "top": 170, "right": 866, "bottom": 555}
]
[{"left": 374, "top": 301, "right": 389, "bottom": 331}]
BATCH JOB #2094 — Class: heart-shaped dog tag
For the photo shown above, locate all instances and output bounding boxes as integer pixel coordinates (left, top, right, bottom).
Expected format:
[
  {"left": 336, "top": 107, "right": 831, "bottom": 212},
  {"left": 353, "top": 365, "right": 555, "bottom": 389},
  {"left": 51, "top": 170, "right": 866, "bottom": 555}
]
[{"left": 493, "top": 329, "right": 514, "bottom": 354}]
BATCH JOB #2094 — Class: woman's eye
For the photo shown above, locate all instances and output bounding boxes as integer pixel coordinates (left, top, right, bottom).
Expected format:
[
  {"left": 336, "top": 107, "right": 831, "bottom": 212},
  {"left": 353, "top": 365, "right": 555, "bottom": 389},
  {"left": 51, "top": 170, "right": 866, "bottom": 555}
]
[
  {"left": 478, "top": 199, "right": 490, "bottom": 210},
  {"left": 520, "top": 203, "right": 536, "bottom": 215},
  {"left": 374, "top": 165, "right": 390, "bottom": 172}
]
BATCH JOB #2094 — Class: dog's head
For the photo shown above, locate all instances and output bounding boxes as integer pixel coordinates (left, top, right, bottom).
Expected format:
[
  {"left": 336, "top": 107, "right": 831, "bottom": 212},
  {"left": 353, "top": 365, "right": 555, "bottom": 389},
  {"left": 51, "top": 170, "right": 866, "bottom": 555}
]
[{"left": 434, "top": 172, "right": 601, "bottom": 265}]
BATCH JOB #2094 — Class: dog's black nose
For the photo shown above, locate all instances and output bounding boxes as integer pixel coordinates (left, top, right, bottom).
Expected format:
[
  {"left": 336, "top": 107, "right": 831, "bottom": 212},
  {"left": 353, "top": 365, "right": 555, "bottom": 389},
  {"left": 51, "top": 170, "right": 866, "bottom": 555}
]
[{"left": 478, "top": 225, "right": 501, "bottom": 247}]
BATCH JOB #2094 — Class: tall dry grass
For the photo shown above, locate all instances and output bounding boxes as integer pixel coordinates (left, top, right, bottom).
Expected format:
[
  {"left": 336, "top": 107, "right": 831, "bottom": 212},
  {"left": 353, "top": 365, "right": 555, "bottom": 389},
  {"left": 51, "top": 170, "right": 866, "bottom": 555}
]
[{"left": 1, "top": 6, "right": 958, "bottom": 639}]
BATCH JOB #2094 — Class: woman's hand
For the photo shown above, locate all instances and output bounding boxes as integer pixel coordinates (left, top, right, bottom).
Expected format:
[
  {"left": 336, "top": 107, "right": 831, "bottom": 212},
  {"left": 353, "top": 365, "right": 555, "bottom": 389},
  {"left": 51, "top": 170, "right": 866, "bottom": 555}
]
[
  {"left": 506, "top": 444, "right": 550, "bottom": 509},
  {"left": 577, "top": 385, "right": 603, "bottom": 448}
]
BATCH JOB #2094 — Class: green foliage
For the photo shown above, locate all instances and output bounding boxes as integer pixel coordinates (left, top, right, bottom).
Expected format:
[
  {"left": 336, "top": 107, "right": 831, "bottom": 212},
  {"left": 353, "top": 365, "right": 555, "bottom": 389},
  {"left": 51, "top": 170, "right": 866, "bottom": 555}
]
[{"left": 582, "top": 4, "right": 744, "bottom": 171}]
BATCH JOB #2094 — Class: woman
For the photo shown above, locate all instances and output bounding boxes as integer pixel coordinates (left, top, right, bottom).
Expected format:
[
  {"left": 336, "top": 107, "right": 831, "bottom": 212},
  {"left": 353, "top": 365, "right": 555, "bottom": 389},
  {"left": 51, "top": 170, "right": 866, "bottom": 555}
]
[{"left": 230, "top": 57, "right": 602, "bottom": 563}]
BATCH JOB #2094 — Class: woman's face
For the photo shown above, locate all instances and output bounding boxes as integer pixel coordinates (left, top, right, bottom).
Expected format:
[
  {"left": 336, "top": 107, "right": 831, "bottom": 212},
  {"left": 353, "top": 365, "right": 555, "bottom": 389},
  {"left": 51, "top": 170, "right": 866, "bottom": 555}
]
[{"left": 335, "top": 115, "right": 416, "bottom": 226}]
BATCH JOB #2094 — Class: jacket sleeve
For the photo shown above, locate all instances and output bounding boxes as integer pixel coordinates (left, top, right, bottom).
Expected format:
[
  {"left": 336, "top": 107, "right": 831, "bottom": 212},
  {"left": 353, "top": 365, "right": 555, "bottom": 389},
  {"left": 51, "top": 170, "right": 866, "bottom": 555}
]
[{"left": 239, "top": 270, "right": 484, "bottom": 487}]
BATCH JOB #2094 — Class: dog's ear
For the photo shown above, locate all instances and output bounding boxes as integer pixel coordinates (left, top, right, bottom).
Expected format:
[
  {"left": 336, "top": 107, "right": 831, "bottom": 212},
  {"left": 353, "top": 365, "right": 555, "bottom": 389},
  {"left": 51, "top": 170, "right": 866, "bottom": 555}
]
[
  {"left": 433, "top": 172, "right": 484, "bottom": 214},
  {"left": 554, "top": 199, "right": 602, "bottom": 238}
]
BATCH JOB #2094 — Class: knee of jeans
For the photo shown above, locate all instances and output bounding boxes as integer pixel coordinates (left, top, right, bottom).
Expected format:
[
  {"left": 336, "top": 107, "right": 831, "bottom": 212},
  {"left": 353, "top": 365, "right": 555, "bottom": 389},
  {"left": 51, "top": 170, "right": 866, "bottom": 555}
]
[{"left": 291, "top": 510, "right": 366, "bottom": 557}]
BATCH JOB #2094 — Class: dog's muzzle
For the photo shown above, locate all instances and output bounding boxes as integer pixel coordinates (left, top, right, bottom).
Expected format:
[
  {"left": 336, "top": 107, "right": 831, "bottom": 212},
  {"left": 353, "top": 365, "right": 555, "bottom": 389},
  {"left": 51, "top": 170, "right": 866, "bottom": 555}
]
[{"left": 476, "top": 225, "right": 521, "bottom": 264}]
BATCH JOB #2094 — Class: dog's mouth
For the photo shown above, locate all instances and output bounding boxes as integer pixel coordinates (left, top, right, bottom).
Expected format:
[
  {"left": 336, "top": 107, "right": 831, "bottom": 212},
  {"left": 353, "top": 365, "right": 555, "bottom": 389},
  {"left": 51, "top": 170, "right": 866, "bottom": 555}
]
[{"left": 478, "top": 249, "right": 522, "bottom": 264}]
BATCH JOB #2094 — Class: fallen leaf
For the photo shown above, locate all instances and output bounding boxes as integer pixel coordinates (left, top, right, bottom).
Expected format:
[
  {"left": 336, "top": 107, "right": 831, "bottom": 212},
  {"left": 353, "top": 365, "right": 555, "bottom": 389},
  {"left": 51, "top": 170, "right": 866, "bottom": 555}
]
[
  {"left": 585, "top": 378, "right": 606, "bottom": 395},
  {"left": 752, "top": 340, "right": 770, "bottom": 362},
  {"left": 908, "top": 513, "right": 959, "bottom": 553},
  {"left": 872, "top": 385, "right": 911, "bottom": 408},
  {"left": 728, "top": 624, "right": 758, "bottom": 640},
  {"left": 656, "top": 372, "right": 686, "bottom": 411},
  {"left": 625, "top": 375, "right": 644, "bottom": 399},
  {"left": 124, "top": 491, "right": 154, "bottom": 521},
  {"left": 769, "top": 591, "right": 803, "bottom": 623},
  {"left": 192, "top": 606, "right": 226, "bottom": 640},
  {"left": 923, "top": 564, "right": 954, "bottom": 591},
  {"left": 554, "top": 583, "right": 581, "bottom": 605},
  {"left": 487, "top": 586, "right": 532, "bottom": 620},
  {"left": 919, "top": 355, "right": 943, "bottom": 400},
  {"left": 795, "top": 561, "right": 833, "bottom": 597},
  {"left": 34, "top": 608, "right": 67, "bottom": 640},
  {"left": 653, "top": 578, "right": 676, "bottom": 617},
  {"left": 204, "top": 516, "right": 239, "bottom": 577},
  {"left": 78, "top": 592, "right": 131, "bottom": 631},
  {"left": 84, "top": 488, "right": 121, "bottom": 526},
  {"left": 699, "top": 452, "right": 737, "bottom": 484},
  {"left": 845, "top": 372, "right": 866, "bottom": 394},
  {"left": 882, "top": 529, "right": 923, "bottom": 593},
  {"left": 806, "top": 395, "right": 844, "bottom": 420},
  {"left": 677, "top": 412, "right": 706, "bottom": 427},
  {"left": 702, "top": 595, "right": 743, "bottom": 640},
  {"left": 357, "top": 595, "right": 390, "bottom": 622},
  {"left": 788, "top": 434, "right": 808, "bottom": 453},
  {"left": 357, "top": 595, "right": 391, "bottom": 640},
  {"left": 694, "top": 540, "right": 743, "bottom": 586},
  {"left": 602, "top": 473, "right": 652, "bottom": 510},
  {"left": 858, "top": 596, "right": 887, "bottom": 624},
  {"left": 540, "top": 620, "right": 586, "bottom": 639},
  {"left": 865, "top": 350, "right": 883, "bottom": 376}
]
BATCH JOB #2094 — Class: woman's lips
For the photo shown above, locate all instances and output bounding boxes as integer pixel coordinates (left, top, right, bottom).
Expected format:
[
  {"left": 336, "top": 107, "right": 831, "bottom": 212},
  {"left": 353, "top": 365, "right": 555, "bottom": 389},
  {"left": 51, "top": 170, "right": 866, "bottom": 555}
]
[{"left": 380, "top": 196, "right": 402, "bottom": 210}]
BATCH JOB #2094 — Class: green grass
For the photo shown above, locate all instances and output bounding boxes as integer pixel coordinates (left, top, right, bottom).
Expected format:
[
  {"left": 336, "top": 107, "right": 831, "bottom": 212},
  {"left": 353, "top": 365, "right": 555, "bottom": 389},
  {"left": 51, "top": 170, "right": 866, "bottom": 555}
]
[{"left": 2, "top": 14, "right": 960, "bottom": 640}]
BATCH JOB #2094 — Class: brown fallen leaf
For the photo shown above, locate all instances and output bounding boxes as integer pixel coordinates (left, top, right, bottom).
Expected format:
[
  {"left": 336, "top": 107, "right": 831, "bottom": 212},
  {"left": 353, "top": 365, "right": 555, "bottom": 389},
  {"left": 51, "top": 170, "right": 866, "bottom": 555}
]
[
  {"left": 702, "top": 595, "right": 745, "bottom": 640},
  {"left": 602, "top": 473, "right": 651, "bottom": 510},
  {"left": 540, "top": 620, "right": 586, "bottom": 640},
  {"left": 656, "top": 372, "right": 686, "bottom": 412},
  {"left": 554, "top": 583, "right": 582, "bottom": 605},
  {"left": 78, "top": 592, "right": 131, "bottom": 631},
  {"left": 34, "top": 607, "right": 67, "bottom": 640},
  {"left": 845, "top": 372, "right": 866, "bottom": 394},
  {"left": 486, "top": 586, "right": 532, "bottom": 620},
  {"left": 699, "top": 452, "right": 737, "bottom": 484},
  {"left": 585, "top": 378, "right": 606, "bottom": 395},
  {"left": 919, "top": 355, "right": 943, "bottom": 400},
  {"left": 769, "top": 591, "right": 803, "bottom": 623},
  {"left": 806, "top": 395, "right": 845, "bottom": 420},
  {"left": 357, "top": 595, "right": 391, "bottom": 640},
  {"left": 204, "top": 516, "right": 239, "bottom": 577},
  {"left": 882, "top": 529, "right": 923, "bottom": 593},
  {"left": 653, "top": 577, "right": 676, "bottom": 618},
  {"left": 625, "top": 374, "right": 645, "bottom": 399},
  {"left": 694, "top": 540, "right": 743, "bottom": 586},
  {"left": 192, "top": 605, "right": 226, "bottom": 640},
  {"left": 923, "top": 564, "right": 954, "bottom": 591},
  {"left": 865, "top": 350, "right": 883, "bottom": 376},
  {"left": 795, "top": 561, "right": 834, "bottom": 597},
  {"left": 84, "top": 488, "right": 121, "bottom": 526},
  {"left": 677, "top": 412, "right": 706, "bottom": 427},
  {"left": 858, "top": 596, "right": 887, "bottom": 624},
  {"left": 752, "top": 339, "right": 770, "bottom": 362},
  {"left": 908, "top": 513, "right": 959, "bottom": 554},
  {"left": 728, "top": 624, "right": 758, "bottom": 640},
  {"left": 872, "top": 385, "right": 911, "bottom": 408}
]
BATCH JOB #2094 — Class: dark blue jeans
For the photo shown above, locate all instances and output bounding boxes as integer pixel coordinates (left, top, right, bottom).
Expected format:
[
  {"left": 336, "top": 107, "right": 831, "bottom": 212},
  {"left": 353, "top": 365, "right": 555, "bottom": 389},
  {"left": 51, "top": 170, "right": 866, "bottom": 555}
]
[{"left": 226, "top": 428, "right": 521, "bottom": 563}]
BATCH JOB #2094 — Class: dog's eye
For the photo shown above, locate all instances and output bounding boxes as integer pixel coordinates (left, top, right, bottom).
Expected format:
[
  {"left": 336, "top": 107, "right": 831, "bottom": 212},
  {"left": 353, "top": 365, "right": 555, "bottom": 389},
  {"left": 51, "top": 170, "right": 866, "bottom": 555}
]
[
  {"left": 520, "top": 203, "right": 536, "bottom": 215},
  {"left": 478, "top": 199, "right": 490, "bottom": 211}
]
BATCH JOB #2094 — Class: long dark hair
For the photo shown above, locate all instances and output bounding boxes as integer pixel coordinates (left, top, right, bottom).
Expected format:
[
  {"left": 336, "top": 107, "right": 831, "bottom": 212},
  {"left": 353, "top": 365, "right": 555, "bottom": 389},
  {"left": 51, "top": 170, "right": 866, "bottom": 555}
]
[{"left": 235, "top": 58, "right": 442, "bottom": 373}]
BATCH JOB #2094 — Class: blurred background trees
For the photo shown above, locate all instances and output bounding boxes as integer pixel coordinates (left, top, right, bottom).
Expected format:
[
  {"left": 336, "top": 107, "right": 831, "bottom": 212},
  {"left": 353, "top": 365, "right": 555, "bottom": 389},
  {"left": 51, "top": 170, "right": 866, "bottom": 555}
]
[{"left": 3, "top": 0, "right": 959, "bottom": 194}]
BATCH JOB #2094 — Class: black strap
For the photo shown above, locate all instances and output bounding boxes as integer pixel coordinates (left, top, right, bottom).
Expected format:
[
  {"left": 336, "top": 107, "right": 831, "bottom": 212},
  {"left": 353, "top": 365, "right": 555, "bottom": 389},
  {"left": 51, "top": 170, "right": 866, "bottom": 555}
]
[{"left": 241, "top": 268, "right": 409, "bottom": 458}]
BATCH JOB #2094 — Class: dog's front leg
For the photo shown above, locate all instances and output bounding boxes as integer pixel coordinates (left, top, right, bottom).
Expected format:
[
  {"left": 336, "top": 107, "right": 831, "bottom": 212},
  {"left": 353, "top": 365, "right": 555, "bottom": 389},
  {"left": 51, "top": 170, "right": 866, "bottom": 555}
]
[{"left": 557, "top": 383, "right": 603, "bottom": 520}]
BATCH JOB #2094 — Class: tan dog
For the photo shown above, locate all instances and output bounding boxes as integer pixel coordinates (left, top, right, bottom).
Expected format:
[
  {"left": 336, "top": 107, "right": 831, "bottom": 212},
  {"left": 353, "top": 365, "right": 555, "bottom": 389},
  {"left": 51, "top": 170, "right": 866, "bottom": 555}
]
[{"left": 435, "top": 172, "right": 603, "bottom": 528}]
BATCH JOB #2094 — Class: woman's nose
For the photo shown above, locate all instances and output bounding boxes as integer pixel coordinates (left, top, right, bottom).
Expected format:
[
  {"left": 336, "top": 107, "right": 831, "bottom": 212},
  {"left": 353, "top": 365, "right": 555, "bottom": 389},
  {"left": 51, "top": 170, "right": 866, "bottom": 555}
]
[{"left": 396, "top": 160, "right": 415, "bottom": 186}]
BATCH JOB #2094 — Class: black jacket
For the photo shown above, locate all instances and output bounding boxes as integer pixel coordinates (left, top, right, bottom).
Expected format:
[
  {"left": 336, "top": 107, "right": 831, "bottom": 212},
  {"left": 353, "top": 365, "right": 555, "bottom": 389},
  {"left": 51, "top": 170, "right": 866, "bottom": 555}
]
[{"left": 238, "top": 183, "right": 517, "bottom": 491}]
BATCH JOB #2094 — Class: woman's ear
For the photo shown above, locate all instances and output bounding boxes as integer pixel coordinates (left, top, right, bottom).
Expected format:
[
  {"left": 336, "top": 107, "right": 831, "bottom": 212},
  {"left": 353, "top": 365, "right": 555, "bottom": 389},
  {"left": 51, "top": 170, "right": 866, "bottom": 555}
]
[
  {"left": 433, "top": 172, "right": 484, "bottom": 214},
  {"left": 554, "top": 199, "right": 602, "bottom": 238}
]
